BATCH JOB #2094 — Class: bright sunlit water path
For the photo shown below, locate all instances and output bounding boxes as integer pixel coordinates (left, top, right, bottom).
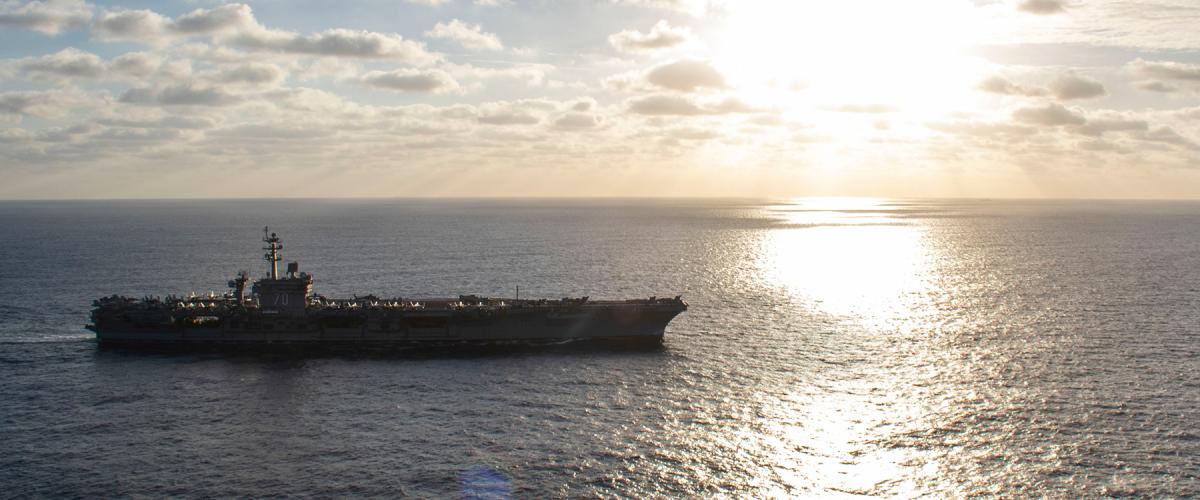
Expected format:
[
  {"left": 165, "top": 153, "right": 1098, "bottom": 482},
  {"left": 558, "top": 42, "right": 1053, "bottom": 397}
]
[{"left": 1, "top": 198, "right": 1197, "bottom": 496}]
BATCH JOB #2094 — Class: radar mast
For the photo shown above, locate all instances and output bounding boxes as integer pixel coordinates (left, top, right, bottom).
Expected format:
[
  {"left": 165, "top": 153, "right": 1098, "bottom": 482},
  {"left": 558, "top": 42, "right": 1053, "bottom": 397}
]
[{"left": 263, "top": 227, "right": 282, "bottom": 280}]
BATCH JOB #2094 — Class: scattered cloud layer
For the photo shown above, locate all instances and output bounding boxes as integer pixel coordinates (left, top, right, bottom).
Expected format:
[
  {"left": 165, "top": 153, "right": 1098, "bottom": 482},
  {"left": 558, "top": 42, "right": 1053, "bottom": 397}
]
[{"left": 0, "top": 0, "right": 1198, "bottom": 198}]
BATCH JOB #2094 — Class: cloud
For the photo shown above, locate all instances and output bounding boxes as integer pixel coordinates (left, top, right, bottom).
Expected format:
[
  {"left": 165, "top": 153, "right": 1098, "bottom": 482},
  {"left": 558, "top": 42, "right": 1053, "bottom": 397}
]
[
  {"left": 978, "top": 73, "right": 1106, "bottom": 100},
  {"left": 92, "top": 9, "right": 164, "bottom": 40},
  {"left": 608, "top": 20, "right": 693, "bottom": 53},
  {"left": 988, "top": 3, "right": 1200, "bottom": 51},
  {"left": 425, "top": 19, "right": 502, "bottom": 50},
  {"left": 109, "top": 51, "right": 161, "bottom": 78},
  {"left": 1173, "top": 107, "right": 1200, "bottom": 120},
  {"left": 627, "top": 94, "right": 757, "bottom": 115},
  {"left": 92, "top": 4, "right": 438, "bottom": 63},
  {"left": 1128, "top": 59, "right": 1200, "bottom": 82},
  {"left": 17, "top": 48, "right": 104, "bottom": 80},
  {"left": 405, "top": 0, "right": 451, "bottom": 5},
  {"left": 665, "top": 127, "right": 719, "bottom": 141},
  {"left": 9, "top": 48, "right": 177, "bottom": 84},
  {"left": 602, "top": 70, "right": 644, "bottom": 92},
  {"left": 709, "top": 97, "right": 757, "bottom": 114},
  {"left": 628, "top": 94, "right": 704, "bottom": 115},
  {"left": 232, "top": 28, "right": 438, "bottom": 62},
  {"left": 1048, "top": 73, "right": 1106, "bottom": 100},
  {"left": 0, "top": 89, "right": 80, "bottom": 119},
  {"left": 478, "top": 111, "right": 540, "bottom": 125},
  {"left": 361, "top": 69, "right": 460, "bottom": 93},
  {"left": 93, "top": 4, "right": 254, "bottom": 41},
  {"left": 947, "top": 105, "right": 1197, "bottom": 155},
  {"left": 645, "top": 59, "right": 726, "bottom": 92},
  {"left": 1016, "top": 0, "right": 1068, "bottom": 15},
  {"left": 826, "top": 103, "right": 895, "bottom": 113},
  {"left": 90, "top": 127, "right": 183, "bottom": 144},
  {"left": 172, "top": 4, "right": 254, "bottom": 34},
  {"left": 610, "top": 0, "right": 709, "bottom": 16},
  {"left": 553, "top": 112, "right": 601, "bottom": 130},
  {"left": 978, "top": 75, "right": 1047, "bottom": 97},
  {"left": 119, "top": 83, "right": 242, "bottom": 107},
  {"left": 471, "top": 99, "right": 559, "bottom": 125},
  {"left": 0, "top": 0, "right": 91, "bottom": 35},
  {"left": 263, "top": 87, "right": 360, "bottom": 114},
  {"left": 210, "top": 62, "right": 285, "bottom": 88},
  {"left": 1076, "top": 139, "right": 1123, "bottom": 152},
  {"left": 443, "top": 62, "right": 552, "bottom": 86},
  {"left": 568, "top": 97, "right": 596, "bottom": 112},
  {"left": 926, "top": 120, "right": 1038, "bottom": 141},
  {"left": 1011, "top": 103, "right": 1086, "bottom": 126},
  {"left": 474, "top": 0, "right": 513, "bottom": 5},
  {"left": 97, "top": 115, "right": 218, "bottom": 130},
  {"left": 936, "top": 104, "right": 1198, "bottom": 157},
  {"left": 35, "top": 122, "right": 98, "bottom": 142},
  {"left": 206, "top": 123, "right": 337, "bottom": 141},
  {"left": 1141, "top": 126, "right": 1199, "bottom": 150},
  {"left": 1075, "top": 117, "right": 1148, "bottom": 137},
  {"left": 1127, "top": 59, "right": 1200, "bottom": 95},
  {"left": 1136, "top": 81, "right": 1179, "bottom": 93}
]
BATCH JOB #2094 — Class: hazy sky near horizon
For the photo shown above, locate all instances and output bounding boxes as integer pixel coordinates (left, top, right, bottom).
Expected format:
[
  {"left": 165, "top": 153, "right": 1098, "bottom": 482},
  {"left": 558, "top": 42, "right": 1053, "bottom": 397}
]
[{"left": 1, "top": 0, "right": 1199, "bottom": 199}]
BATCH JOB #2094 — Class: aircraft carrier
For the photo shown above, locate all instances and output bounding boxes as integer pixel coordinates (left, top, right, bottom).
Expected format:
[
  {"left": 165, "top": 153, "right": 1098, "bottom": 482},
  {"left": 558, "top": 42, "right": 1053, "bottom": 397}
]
[{"left": 87, "top": 229, "right": 687, "bottom": 348}]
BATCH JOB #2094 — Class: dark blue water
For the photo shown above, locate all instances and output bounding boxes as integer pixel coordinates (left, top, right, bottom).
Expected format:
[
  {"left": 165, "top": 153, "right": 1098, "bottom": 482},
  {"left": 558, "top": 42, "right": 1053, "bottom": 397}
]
[{"left": 1, "top": 199, "right": 1198, "bottom": 497}]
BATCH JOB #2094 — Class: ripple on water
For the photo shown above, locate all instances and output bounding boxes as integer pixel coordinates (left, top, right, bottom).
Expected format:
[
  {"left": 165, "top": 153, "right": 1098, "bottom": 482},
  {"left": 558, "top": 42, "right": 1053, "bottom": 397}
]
[{"left": 1, "top": 199, "right": 1198, "bottom": 496}]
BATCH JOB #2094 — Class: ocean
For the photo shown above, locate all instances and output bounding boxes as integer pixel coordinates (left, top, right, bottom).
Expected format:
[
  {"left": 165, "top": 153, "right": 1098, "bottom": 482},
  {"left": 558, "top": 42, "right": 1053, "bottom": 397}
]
[{"left": 0, "top": 198, "right": 1197, "bottom": 497}]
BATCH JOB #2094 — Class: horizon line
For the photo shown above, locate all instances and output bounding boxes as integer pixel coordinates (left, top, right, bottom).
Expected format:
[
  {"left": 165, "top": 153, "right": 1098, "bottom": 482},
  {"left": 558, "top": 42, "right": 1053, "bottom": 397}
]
[{"left": 1, "top": 195, "right": 1200, "bottom": 203}]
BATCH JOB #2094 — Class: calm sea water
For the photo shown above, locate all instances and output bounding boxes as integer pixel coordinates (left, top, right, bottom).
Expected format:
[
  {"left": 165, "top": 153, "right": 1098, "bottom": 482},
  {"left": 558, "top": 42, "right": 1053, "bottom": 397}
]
[{"left": 0, "top": 198, "right": 1197, "bottom": 497}]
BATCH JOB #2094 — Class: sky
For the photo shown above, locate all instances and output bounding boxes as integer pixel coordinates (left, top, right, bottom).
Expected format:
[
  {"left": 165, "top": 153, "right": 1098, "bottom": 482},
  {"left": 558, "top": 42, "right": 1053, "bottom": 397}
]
[{"left": 1, "top": 0, "right": 1199, "bottom": 199}]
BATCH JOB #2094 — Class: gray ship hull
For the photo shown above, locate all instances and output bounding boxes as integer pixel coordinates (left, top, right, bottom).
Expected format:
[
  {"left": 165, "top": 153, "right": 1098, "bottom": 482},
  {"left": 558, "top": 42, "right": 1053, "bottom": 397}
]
[{"left": 90, "top": 301, "right": 684, "bottom": 348}]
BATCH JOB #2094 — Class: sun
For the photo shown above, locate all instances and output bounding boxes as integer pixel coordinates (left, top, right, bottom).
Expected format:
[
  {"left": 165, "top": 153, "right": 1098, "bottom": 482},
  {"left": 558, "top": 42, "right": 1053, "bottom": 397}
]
[{"left": 712, "top": 0, "right": 994, "bottom": 119}]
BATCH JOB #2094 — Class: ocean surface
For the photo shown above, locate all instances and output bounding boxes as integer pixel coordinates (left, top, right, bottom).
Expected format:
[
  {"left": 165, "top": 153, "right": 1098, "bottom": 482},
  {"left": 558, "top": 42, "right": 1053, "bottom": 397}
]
[{"left": 0, "top": 198, "right": 1197, "bottom": 497}]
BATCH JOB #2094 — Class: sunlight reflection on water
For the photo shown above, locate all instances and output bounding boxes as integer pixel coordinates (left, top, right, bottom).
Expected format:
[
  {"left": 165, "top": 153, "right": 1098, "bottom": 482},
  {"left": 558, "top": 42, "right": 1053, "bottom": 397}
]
[
  {"left": 761, "top": 198, "right": 934, "bottom": 322},
  {"left": 753, "top": 198, "right": 948, "bottom": 496}
]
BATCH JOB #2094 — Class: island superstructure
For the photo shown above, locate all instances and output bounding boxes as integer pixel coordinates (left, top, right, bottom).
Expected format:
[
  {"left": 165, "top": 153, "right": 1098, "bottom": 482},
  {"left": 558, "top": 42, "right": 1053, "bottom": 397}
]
[{"left": 88, "top": 228, "right": 687, "bottom": 347}]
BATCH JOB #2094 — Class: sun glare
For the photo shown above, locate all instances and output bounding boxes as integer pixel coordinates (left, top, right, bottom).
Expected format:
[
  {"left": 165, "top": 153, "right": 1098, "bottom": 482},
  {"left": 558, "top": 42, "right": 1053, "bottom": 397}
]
[
  {"left": 760, "top": 199, "right": 933, "bottom": 322},
  {"left": 715, "top": 1, "right": 992, "bottom": 118}
]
